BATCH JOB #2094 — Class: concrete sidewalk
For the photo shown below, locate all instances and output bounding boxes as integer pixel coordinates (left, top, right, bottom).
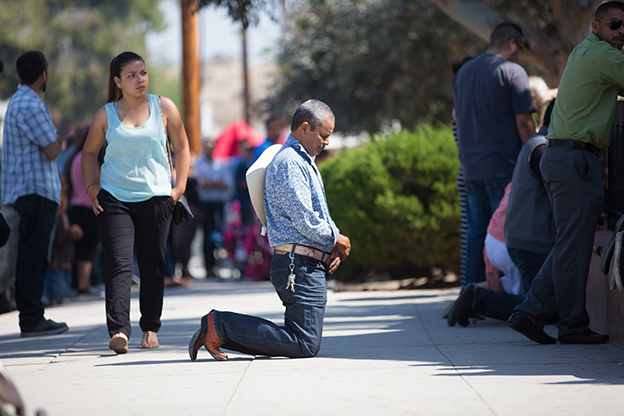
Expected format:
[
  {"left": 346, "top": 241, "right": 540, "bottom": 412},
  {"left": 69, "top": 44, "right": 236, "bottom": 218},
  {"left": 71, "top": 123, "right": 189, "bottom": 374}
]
[{"left": 0, "top": 280, "right": 622, "bottom": 416}]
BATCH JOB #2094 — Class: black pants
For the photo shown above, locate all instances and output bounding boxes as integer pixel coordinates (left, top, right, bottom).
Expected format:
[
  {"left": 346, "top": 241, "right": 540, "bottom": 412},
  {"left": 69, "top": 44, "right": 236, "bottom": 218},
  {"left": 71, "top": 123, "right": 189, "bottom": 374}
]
[
  {"left": 13, "top": 195, "right": 58, "bottom": 331},
  {"left": 516, "top": 147, "right": 603, "bottom": 336},
  {"left": 200, "top": 201, "right": 224, "bottom": 270},
  {"left": 96, "top": 190, "right": 174, "bottom": 338}
]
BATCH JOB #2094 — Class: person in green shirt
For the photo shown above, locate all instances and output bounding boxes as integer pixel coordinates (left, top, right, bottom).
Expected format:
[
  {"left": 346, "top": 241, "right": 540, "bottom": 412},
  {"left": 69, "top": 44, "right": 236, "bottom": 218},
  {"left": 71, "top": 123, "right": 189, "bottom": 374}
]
[{"left": 507, "top": 1, "right": 624, "bottom": 345}]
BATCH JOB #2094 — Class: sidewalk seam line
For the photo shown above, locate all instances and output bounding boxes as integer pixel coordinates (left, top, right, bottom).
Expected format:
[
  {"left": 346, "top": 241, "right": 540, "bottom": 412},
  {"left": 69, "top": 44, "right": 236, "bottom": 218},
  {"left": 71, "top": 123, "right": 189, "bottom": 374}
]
[
  {"left": 222, "top": 357, "right": 255, "bottom": 416},
  {"left": 413, "top": 302, "right": 498, "bottom": 416},
  {"left": 49, "top": 326, "right": 102, "bottom": 366}
]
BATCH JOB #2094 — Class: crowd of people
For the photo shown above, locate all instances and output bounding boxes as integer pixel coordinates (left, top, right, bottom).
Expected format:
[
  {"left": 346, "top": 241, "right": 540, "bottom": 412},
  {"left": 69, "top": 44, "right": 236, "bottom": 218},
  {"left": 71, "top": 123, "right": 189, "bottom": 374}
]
[
  {"left": 0, "top": 49, "right": 338, "bottom": 353},
  {"left": 447, "top": 1, "right": 624, "bottom": 346},
  {"left": 1, "top": 0, "right": 622, "bottom": 357}
]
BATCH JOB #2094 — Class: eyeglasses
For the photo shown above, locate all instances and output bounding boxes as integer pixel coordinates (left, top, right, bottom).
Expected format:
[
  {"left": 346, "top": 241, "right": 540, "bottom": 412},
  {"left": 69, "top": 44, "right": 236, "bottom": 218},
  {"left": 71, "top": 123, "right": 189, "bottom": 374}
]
[{"left": 596, "top": 18, "right": 623, "bottom": 31}]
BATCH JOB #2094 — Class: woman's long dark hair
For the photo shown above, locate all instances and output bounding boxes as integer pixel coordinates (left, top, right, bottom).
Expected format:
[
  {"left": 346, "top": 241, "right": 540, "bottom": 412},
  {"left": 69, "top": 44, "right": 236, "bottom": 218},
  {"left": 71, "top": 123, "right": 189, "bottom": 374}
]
[{"left": 106, "top": 51, "right": 144, "bottom": 103}]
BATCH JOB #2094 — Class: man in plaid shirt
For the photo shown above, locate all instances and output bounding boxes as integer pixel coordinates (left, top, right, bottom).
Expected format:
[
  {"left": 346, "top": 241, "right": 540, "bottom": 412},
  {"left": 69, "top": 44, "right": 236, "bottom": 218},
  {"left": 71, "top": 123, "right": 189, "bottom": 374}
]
[{"left": 1, "top": 51, "right": 68, "bottom": 337}]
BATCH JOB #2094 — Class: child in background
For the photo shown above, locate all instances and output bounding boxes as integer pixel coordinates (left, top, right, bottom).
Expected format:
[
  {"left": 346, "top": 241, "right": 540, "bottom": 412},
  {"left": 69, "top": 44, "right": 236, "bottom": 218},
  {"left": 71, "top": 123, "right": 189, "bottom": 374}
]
[{"left": 43, "top": 176, "right": 83, "bottom": 305}]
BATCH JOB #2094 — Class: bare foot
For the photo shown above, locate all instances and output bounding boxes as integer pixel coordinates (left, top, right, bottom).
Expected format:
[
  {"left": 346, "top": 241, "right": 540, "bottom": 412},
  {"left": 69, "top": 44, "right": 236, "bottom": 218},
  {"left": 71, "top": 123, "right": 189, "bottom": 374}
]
[
  {"left": 142, "top": 331, "right": 159, "bottom": 349},
  {"left": 164, "top": 275, "right": 194, "bottom": 288},
  {"left": 109, "top": 333, "right": 128, "bottom": 354}
]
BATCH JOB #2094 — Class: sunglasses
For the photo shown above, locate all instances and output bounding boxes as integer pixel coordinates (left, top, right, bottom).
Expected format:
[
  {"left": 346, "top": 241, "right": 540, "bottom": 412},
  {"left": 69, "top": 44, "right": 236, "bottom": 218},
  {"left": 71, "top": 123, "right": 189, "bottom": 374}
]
[{"left": 596, "top": 18, "right": 623, "bottom": 30}]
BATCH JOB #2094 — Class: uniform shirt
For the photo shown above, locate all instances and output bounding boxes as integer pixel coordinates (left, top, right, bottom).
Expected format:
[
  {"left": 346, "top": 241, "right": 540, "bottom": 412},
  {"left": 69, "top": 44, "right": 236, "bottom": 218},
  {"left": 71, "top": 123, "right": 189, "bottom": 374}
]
[
  {"left": 1, "top": 84, "right": 61, "bottom": 205},
  {"left": 505, "top": 129, "right": 555, "bottom": 255},
  {"left": 264, "top": 134, "right": 339, "bottom": 253},
  {"left": 547, "top": 33, "right": 624, "bottom": 150}
]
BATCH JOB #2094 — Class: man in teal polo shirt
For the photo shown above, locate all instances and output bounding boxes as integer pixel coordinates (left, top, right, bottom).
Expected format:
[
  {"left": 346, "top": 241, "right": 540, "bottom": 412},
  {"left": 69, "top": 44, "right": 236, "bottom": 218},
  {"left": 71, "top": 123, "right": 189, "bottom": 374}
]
[{"left": 507, "top": 1, "right": 624, "bottom": 345}]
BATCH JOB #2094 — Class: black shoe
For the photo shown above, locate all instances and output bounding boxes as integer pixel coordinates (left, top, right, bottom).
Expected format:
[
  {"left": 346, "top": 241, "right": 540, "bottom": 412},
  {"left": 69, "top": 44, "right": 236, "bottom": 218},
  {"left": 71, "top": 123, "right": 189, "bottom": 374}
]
[
  {"left": 21, "top": 319, "right": 69, "bottom": 338},
  {"left": 558, "top": 329, "right": 609, "bottom": 344},
  {"left": 447, "top": 284, "right": 476, "bottom": 327},
  {"left": 507, "top": 311, "right": 556, "bottom": 344}
]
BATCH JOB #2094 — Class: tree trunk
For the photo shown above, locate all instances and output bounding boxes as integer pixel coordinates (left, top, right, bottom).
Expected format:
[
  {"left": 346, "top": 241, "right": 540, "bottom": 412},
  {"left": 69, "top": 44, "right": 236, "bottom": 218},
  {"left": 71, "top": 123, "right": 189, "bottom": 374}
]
[
  {"left": 427, "top": 0, "right": 603, "bottom": 86},
  {"left": 242, "top": 19, "right": 251, "bottom": 125},
  {"left": 181, "top": 0, "right": 201, "bottom": 156}
]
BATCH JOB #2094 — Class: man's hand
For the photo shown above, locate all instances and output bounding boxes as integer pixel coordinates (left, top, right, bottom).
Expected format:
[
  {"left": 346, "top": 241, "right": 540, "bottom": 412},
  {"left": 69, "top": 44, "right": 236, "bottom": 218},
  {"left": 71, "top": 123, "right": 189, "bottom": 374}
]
[
  {"left": 328, "top": 234, "right": 350, "bottom": 274},
  {"left": 331, "top": 234, "right": 350, "bottom": 260},
  {"left": 328, "top": 257, "right": 341, "bottom": 275},
  {"left": 486, "top": 269, "right": 503, "bottom": 292},
  {"left": 70, "top": 224, "right": 84, "bottom": 241}
]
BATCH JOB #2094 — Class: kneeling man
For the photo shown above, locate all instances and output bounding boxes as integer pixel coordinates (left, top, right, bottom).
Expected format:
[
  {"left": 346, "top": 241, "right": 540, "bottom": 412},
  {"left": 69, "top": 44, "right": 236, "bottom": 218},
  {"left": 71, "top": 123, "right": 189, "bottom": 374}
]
[{"left": 189, "top": 99, "right": 350, "bottom": 360}]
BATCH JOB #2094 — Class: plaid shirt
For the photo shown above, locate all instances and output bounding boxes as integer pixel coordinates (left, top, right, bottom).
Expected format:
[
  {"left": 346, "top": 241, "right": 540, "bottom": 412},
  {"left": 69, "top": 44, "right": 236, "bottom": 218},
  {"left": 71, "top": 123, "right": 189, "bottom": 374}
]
[
  {"left": 1, "top": 84, "right": 61, "bottom": 205},
  {"left": 264, "top": 134, "right": 339, "bottom": 253}
]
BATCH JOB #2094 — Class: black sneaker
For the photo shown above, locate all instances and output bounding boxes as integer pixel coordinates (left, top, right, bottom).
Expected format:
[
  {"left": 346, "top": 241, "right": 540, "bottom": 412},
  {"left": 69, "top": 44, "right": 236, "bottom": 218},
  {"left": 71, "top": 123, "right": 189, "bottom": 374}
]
[
  {"left": 21, "top": 319, "right": 69, "bottom": 338},
  {"left": 447, "top": 284, "right": 476, "bottom": 327}
]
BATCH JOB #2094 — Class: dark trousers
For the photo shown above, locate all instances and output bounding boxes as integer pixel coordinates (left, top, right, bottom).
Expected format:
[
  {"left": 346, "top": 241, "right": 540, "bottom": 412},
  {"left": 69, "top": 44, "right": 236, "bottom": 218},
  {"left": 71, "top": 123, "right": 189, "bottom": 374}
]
[
  {"left": 201, "top": 201, "right": 224, "bottom": 270},
  {"left": 472, "top": 248, "right": 548, "bottom": 321},
  {"left": 507, "top": 247, "right": 549, "bottom": 296},
  {"left": 516, "top": 147, "right": 603, "bottom": 336},
  {"left": 213, "top": 252, "right": 328, "bottom": 357},
  {"left": 96, "top": 190, "right": 174, "bottom": 338},
  {"left": 173, "top": 202, "right": 202, "bottom": 271},
  {"left": 13, "top": 195, "right": 58, "bottom": 331}
]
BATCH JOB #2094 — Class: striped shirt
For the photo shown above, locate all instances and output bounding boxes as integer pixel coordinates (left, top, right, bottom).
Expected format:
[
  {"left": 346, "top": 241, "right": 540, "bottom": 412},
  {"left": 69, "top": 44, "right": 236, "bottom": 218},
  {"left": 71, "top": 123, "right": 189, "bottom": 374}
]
[
  {"left": 1, "top": 84, "right": 61, "bottom": 205},
  {"left": 264, "top": 134, "right": 339, "bottom": 253}
]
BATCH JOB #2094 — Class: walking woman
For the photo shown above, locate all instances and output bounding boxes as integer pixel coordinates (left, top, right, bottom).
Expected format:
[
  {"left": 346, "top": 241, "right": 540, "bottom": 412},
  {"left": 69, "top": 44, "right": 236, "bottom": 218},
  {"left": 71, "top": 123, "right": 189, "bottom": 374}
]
[
  {"left": 82, "top": 52, "right": 190, "bottom": 354},
  {"left": 65, "top": 122, "right": 99, "bottom": 295}
]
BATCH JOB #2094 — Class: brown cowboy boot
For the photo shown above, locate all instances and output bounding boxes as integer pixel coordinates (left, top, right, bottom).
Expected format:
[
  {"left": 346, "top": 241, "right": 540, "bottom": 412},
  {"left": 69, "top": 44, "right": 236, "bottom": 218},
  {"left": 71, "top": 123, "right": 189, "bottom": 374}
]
[{"left": 188, "top": 311, "right": 228, "bottom": 361}]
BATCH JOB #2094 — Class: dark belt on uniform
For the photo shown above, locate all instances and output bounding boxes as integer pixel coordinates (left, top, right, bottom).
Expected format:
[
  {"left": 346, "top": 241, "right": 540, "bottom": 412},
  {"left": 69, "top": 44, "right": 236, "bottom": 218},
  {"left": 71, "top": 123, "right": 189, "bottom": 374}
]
[{"left": 546, "top": 139, "right": 601, "bottom": 156}]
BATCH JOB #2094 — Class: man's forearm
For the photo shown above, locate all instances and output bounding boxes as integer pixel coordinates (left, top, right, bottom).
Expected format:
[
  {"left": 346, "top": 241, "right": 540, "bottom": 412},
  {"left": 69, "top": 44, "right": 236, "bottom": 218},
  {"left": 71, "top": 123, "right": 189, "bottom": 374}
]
[
  {"left": 42, "top": 137, "right": 62, "bottom": 161},
  {"left": 516, "top": 112, "right": 536, "bottom": 144}
]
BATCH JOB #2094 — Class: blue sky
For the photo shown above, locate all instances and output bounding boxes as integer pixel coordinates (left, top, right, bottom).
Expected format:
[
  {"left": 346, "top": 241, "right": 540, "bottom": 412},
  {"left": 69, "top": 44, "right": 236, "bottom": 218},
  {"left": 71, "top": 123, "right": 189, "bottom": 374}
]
[{"left": 146, "top": 0, "right": 282, "bottom": 66}]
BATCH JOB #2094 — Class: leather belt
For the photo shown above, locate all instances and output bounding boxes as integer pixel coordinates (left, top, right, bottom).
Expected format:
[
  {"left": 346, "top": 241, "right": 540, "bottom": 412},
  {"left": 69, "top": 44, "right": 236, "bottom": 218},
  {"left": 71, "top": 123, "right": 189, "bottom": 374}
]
[
  {"left": 275, "top": 243, "right": 332, "bottom": 264},
  {"left": 546, "top": 139, "right": 600, "bottom": 156}
]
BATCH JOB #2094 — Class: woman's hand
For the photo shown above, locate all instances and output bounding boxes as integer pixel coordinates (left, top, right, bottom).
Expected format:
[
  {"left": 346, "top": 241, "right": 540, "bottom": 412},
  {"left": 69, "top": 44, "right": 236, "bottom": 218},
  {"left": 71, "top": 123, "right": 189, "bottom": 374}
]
[
  {"left": 171, "top": 187, "right": 184, "bottom": 204},
  {"left": 87, "top": 184, "right": 103, "bottom": 215}
]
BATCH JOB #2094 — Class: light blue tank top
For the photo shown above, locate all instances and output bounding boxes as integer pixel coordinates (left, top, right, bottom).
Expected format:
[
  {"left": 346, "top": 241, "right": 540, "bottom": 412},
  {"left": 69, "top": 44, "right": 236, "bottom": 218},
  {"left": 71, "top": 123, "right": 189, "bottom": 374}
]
[{"left": 101, "top": 94, "right": 171, "bottom": 202}]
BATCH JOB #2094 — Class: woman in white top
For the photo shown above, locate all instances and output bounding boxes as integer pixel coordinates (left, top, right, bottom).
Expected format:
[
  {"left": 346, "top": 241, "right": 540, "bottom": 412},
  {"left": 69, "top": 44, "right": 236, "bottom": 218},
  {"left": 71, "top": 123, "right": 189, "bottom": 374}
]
[{"left": 82, "top": 52, "right": 190, "bottom": 354}]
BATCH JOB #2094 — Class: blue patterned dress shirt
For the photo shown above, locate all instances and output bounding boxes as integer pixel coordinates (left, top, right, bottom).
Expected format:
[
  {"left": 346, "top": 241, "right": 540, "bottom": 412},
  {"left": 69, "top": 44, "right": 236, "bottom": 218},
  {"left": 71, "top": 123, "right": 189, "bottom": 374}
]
[{"left": 264, "top": 134, "right": 339, "bottom": 253}]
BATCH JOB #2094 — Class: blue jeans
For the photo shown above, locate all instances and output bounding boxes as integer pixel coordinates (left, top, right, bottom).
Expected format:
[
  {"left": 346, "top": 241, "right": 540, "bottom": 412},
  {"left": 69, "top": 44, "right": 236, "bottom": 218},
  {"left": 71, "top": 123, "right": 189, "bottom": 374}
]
[
  {"left": 44, "top": 269, "right": 72, "bottom": 304},
  {"left": 13, "top": 195, "right": 58, "bottom": 331},
  {"left": 213, "top": 252, "right": 328, "bottom": 357},
  {"left": 464, "top": 178, "right": 510, "bottom": 285}
]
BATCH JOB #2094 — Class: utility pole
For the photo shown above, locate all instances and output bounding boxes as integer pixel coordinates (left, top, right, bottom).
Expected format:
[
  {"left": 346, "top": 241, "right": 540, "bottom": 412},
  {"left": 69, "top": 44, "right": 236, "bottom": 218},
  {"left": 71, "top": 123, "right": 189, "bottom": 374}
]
[
  {"left": 242, "top": 15, "right": 250, "bottom": 125},
  {"left": 181, "top": 0, "right": 201, "bottom": 156}
]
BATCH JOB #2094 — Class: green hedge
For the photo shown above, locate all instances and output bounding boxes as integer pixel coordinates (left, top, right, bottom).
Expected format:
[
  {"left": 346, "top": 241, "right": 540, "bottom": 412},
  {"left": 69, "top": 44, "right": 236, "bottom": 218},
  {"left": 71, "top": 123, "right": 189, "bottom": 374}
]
[{"left": 320, "top": 124, "right": 460, "bottom": 281}]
